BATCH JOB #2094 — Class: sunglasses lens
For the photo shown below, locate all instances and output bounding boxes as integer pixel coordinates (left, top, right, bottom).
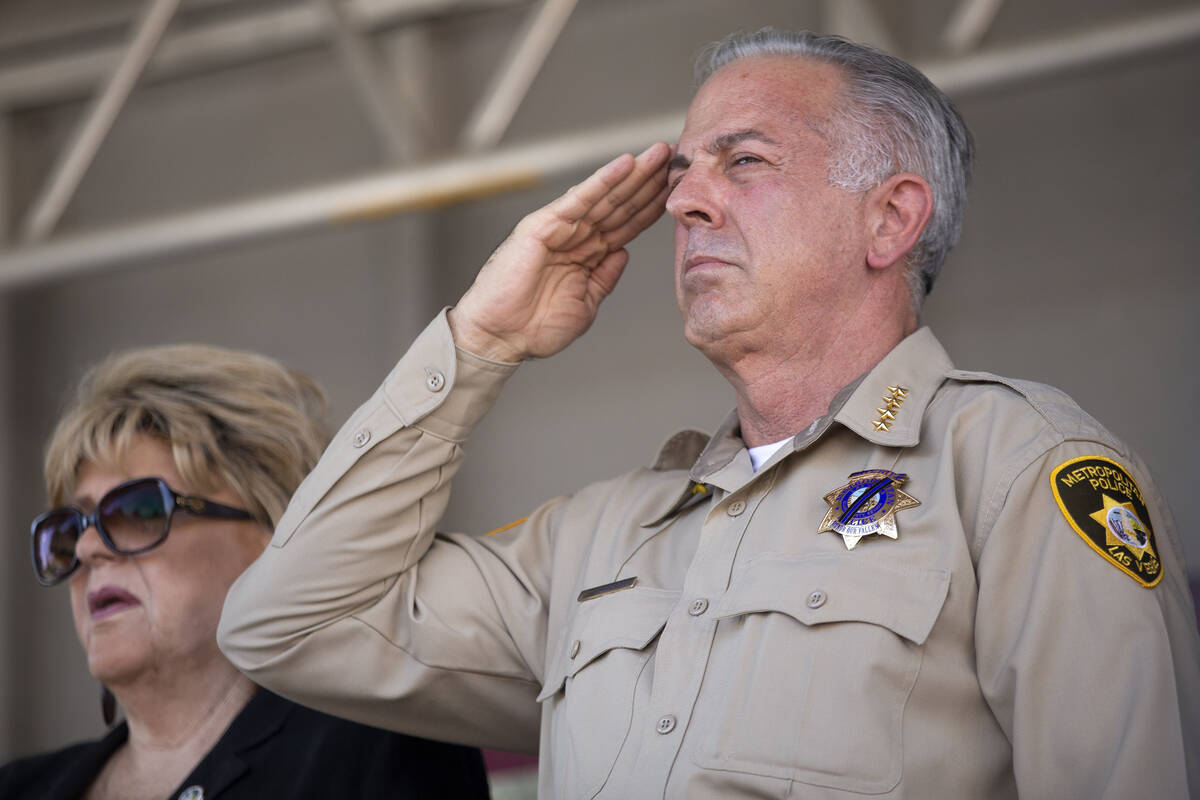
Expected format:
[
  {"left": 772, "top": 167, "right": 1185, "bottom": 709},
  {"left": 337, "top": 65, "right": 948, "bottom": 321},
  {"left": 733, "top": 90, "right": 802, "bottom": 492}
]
[
  {"left": 32, "top": 510, "right": 82, "bottom": 583},
  {"left": 99, "top": 479, "right": 171, "bottom": 553}
]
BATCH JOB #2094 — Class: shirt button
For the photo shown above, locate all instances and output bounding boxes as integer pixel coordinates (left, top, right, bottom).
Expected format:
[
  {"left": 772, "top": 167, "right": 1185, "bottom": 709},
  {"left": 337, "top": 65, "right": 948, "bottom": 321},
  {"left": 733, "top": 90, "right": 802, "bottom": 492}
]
[
  {"left": 688, "top": 598, "right": 709, "bottom": 616},
  {"left": 568, "top": 639, "right": 581, "bottom": 659},
  {"left": 806, "top": 589, "right": 827, "bottom": 609},
  {"left": 656, "top": 714, "right": 677, "bottom": 734},
  {"left": 727, "top": 500, "right": 746, "bottom": 516},
  {"left": 352, "top": 428, "right": 371, "bottom": 448},
  {"left": 425, "top": 369, "right": 446, "bottom": 392}
]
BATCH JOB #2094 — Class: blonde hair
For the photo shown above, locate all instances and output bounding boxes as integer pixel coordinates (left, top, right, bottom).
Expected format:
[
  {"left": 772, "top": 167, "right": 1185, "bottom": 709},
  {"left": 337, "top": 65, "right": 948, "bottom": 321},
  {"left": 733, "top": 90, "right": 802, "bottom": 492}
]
[{"left": 44, "top": 344, "right": 328, "bottom": 528}]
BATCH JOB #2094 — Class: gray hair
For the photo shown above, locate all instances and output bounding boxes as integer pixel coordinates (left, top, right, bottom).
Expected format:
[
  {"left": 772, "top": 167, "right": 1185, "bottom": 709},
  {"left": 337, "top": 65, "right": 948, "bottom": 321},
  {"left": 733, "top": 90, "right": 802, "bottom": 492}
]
[{"left": 695, "top": 28, "right": 974, "bottom": 311}]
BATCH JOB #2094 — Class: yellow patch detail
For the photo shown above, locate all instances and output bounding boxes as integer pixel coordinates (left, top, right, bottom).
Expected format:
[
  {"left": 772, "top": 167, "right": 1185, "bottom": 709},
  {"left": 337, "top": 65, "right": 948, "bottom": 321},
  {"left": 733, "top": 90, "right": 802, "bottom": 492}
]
[{"left": 484, "top": 516, "right": 529, "bottom": 537}]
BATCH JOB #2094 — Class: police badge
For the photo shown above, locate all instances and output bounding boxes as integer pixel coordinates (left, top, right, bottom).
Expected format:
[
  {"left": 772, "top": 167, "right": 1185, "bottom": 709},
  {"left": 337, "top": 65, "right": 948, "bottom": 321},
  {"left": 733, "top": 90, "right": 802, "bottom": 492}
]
[{"left": 818, "top": 469, "right": 920, "bottom": 550}]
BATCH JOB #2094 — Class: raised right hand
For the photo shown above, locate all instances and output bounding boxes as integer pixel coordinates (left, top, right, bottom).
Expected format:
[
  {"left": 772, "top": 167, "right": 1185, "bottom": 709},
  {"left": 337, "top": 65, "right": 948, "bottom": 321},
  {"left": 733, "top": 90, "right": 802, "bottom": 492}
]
[{"left": 448, "top": 142, "right": 670, "bottom": 362}]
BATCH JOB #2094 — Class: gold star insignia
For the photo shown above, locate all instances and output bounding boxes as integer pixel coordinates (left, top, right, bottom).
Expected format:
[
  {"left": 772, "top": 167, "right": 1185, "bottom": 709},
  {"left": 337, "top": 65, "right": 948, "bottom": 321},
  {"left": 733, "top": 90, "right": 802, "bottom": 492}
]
[
  {"left": 1089, "top": 494, "right": 1155, "bottom": 561},
  {"left": 872, "top": 385, "right": 909, "bottom": 431}
]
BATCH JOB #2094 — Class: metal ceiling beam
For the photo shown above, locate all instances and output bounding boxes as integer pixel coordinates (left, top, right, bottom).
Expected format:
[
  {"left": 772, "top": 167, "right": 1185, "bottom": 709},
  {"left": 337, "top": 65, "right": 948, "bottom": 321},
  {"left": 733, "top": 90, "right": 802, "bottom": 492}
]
[
  {"left": 0, "top": 111, "right": 684, "bottom": 290},
  {"left": 923, "top": 5, "right": 1200, "bottom": 94},
  {"left": 1, "top": 6, "right": 1198, "bottom": 289},
  {"left": 0, "top": 0, "right": 526, "bottom": 110},
  {"left": 820, "top": 0, "right": 898, "bottom": 54},
  {"left": 19, "top": 0, "right": 181, "bottom": 243},
  {"left": 0, "top": 114, "right": 10, "bottom": 246},
  {"left": 317, "top": 0, "right": 412, "bottom": 162},
  {"left": 460, "top": 0, "right": 579, "bottom": 151},
  {"left": 943, "top": 0, "right": 1006, "bottom": 55}
]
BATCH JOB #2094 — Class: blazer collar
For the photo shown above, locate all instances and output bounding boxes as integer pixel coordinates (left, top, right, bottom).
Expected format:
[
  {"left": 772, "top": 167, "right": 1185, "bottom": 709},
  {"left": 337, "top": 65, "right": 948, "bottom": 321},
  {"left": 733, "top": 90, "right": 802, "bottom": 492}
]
[{"left": 171, "top": 689, "right": 292, "bottom": 799}]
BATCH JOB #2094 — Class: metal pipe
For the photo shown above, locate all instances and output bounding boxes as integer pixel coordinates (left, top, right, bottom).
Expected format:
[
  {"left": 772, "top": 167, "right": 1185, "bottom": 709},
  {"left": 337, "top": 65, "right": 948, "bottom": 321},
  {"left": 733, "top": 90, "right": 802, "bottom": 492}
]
[
  {"left": 926, "top": 6, "right": 1200, "bottom": 94},
  {"left": 2, "top": 7, "right": 1199, "bottom": 288},
  {"left": 0, "top": 111, "right": 684, "bottom": 290},
  {"left": 19, "top": 0, "right": 181, "bottom": 243},
  {"left": 943, "top": 0, "right": 1006, "bottom": 55},
  {"left": 460, "top": 0, "right": 578, "bottom": 151},
  {"left": 0, "top": 0, "right": 525, "bottom": 110},
  {"left": 318, "top": 0, "right": 412, "bottom": 162},
  {"left": 0, "top": 113, "right": 10, "bottom": 246},
  {"left": 820, "top": 0, "right": 898, "bottom": 54}
]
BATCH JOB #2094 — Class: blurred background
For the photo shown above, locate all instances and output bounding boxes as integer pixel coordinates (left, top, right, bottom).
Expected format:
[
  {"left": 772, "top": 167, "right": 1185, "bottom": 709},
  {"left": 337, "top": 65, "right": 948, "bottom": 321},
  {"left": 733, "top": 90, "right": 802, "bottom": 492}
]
[{"left": 1, "top": 0, "right": 1197, "bottom": 794}]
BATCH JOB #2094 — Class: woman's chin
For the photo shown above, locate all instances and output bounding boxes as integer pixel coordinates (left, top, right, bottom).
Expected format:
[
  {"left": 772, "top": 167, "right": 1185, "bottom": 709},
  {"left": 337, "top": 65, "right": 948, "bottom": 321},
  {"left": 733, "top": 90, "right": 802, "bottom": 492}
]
[{"left": 87, "top": 644, "right": 148, "bottom": 687}]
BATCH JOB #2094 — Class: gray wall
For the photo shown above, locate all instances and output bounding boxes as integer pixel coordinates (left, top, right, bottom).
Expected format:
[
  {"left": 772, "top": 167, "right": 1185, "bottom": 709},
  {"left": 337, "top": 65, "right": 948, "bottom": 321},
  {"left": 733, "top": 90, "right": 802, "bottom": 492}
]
[{"left": 2, "top": 0, "right": 1197, "bottom": 760}]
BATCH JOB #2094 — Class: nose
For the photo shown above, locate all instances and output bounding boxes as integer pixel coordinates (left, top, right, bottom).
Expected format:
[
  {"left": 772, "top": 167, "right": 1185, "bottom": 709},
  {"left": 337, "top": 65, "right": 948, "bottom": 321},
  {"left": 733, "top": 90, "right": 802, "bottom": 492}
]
[
  {"left": 665, "top": 163, "right": 725, "bottom": 229},
  {"left": 75, "top": 519, "right": 115, "bottom": 566}
]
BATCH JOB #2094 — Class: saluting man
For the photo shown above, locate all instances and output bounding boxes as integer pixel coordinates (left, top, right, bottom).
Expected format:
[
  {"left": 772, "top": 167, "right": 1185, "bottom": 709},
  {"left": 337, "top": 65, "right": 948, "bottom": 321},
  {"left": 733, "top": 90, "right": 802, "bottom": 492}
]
[{"left": 220, "top": 28, "right": 1200, "bottom": 799}]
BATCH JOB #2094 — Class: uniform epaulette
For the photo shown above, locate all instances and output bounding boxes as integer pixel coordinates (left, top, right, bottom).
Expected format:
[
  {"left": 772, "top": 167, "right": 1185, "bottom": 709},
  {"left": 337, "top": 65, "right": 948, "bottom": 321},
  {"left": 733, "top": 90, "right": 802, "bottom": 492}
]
[{"left": 945, "top": 369, "right": 1122, "bottom": 455}]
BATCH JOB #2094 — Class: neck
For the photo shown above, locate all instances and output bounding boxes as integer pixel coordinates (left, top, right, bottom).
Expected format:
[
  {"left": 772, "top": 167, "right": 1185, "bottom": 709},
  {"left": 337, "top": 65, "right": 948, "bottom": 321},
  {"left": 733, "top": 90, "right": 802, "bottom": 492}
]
[
  {"left": 113, "top": 659, "right": 257, "bottom": 755},
  {"left": 719, "top": 293, "right": 916, "bottom": 448}
]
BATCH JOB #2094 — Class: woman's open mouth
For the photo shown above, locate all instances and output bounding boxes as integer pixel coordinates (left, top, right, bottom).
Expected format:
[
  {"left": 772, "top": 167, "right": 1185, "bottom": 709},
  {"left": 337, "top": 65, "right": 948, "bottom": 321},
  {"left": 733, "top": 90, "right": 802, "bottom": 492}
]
[{"left": 87, "top": 586, "right": 140, "bottom": 620}]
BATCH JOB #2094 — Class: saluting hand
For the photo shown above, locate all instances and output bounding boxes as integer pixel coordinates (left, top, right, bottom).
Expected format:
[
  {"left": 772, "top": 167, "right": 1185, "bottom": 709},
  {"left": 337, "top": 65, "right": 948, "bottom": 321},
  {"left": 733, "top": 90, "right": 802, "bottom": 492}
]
[{"left": 448, "top": 142, "right": 670, "bottom": 362}]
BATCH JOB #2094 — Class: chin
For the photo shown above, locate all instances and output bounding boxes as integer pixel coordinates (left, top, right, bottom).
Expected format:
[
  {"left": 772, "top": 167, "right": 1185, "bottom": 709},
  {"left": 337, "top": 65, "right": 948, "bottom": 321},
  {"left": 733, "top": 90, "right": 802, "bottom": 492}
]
[{"left": 85, "top": 635, "right": 150, "bottom": 686}]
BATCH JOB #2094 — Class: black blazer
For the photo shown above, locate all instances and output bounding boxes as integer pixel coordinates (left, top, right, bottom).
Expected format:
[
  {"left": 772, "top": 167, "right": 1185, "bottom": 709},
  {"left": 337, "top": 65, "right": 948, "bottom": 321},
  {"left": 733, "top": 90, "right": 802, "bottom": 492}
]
[{"left": 0, "top": 689, "right": 490, "bottom": 799}]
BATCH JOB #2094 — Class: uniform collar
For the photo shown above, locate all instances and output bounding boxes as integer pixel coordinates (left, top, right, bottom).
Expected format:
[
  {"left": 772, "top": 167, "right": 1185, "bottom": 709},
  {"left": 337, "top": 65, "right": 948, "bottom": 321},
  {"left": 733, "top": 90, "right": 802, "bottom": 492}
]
[
  {"left": 832, "top": 326, "right": 953, "bottom": 448},
  {"left": 685, "top": 327, "right": 953, "bottom": 486}
]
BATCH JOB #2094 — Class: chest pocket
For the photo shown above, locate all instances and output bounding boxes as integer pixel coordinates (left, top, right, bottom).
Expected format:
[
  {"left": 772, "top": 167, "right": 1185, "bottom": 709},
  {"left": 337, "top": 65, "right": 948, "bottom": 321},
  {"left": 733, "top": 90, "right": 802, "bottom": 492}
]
[
  {"left": 537, "top": 587, "right": 678, "bottom": 799},
  {"left": 691, "top": 553, "right": 949, "bottom": 794}
]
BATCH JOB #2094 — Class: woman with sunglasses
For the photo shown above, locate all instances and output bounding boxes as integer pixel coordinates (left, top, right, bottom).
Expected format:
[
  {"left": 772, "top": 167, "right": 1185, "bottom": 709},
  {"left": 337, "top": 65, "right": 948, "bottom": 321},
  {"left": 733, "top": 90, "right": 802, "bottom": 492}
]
[{"left": 0, "top": 344, "right": 490, "bottom": 800}]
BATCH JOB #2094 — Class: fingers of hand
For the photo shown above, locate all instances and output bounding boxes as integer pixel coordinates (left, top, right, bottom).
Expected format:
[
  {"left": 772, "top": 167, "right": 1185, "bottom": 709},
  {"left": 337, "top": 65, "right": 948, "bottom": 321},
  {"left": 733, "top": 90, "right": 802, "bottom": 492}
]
[
  {"left": 601, "top": 181, "right": 670, "bottom": 250},
  {"left": 549, "top": 142, "right": 669, "bottom": 224},
  {"left": 550, "top": 153, "right": 636, "bottom": 222},
  {"left": 594, "top": 163, "right": 668, "bottom": 234},
  {"left": 585, "top": 247, "right": 631, "bottom": 299},
  {"left": 584, "top": 144, "right": 670, "bottom": 227}
]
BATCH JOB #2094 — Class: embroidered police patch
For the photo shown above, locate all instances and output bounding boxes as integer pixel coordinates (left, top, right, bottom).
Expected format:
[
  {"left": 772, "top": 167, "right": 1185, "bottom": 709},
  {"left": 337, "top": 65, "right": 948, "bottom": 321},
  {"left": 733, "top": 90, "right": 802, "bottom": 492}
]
[{"left": 1050, "top": 456, "right": 1162, "bottom": 587}]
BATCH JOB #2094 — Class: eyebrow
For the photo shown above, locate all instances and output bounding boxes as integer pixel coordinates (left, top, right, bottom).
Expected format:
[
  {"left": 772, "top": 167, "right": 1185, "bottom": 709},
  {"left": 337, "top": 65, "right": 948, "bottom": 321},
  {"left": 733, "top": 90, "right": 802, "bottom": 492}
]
[{"left": 668, "top": 128, "right": 781, "bottom": 173}]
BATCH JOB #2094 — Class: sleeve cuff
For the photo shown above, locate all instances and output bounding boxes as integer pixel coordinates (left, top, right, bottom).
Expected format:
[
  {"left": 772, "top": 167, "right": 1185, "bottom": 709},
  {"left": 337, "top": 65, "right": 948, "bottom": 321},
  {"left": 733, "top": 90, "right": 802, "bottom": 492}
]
[{"left": 381, "top": 308, "right": 519, "bottom": 442}]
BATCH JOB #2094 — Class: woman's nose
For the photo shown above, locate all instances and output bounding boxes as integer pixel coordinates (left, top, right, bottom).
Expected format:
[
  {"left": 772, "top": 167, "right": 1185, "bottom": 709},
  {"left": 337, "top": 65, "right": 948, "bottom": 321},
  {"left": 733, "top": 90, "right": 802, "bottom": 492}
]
[{"left": 74, "top": 521, "right": 115, "bottom": 565}]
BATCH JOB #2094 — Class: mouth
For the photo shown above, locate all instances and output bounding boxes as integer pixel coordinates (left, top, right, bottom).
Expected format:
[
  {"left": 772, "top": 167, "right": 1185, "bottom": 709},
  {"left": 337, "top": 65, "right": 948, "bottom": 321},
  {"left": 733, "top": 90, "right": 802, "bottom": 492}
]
[
  {"left": 87, "top": 585, "right": 141, "bottom": 620},
  {"left": 682, "top": 254, "right": 735, "bottom": 276}
]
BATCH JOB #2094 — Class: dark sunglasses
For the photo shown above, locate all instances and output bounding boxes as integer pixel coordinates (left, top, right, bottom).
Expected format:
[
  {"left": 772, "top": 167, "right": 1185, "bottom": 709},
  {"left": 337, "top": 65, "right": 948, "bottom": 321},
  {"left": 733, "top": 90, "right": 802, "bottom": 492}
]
[{"left": 30, "top": 476, "right": 254, "bottom": 586}]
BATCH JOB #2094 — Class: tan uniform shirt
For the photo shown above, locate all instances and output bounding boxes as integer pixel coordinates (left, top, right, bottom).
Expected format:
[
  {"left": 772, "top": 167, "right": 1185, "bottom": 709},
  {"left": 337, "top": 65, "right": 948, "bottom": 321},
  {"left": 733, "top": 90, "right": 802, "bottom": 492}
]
[{"left": 219, "top": 311, "right": 1200, "bottom": 799}]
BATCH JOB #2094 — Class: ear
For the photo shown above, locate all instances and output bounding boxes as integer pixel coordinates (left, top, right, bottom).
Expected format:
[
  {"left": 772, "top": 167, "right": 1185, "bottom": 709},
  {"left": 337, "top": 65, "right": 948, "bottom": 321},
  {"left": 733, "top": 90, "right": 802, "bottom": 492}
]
[{"left": 865, "top": 173, "right": 934, "bottom": 270}]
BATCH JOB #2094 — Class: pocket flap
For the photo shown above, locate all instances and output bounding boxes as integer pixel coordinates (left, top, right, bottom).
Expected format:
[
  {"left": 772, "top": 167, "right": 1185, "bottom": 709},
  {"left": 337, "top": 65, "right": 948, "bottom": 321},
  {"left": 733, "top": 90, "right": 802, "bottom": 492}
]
[
  {"left": 710, "top": 554, "right": 949, "bottom": 645},
  {"left": 537, "top": 586, "right": 678, "bottom": 701}
]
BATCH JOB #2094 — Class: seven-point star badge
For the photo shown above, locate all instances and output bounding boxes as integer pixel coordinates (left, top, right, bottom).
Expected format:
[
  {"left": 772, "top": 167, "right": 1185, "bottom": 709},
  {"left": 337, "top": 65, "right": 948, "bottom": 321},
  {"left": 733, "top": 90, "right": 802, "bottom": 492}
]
[{"left": 818, "top": 470, "right": 920, "bottom": 550}]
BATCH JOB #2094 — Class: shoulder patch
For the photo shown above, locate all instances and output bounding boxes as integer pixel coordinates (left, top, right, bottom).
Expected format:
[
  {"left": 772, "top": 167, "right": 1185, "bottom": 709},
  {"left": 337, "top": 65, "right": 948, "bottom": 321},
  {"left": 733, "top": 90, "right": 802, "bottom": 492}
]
[{"left": 1050, "top": 455, "right": 1162, "bottom": 587}]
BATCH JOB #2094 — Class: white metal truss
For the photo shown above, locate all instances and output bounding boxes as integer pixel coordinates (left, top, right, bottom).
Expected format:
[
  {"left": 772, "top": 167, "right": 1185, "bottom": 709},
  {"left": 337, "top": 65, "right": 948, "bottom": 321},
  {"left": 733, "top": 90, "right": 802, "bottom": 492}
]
[
  {"left": 19, "top": 0, "right": 182, "bottom": 243},
  {"left": 0, "top": 0, "right": 527, "bottom": 109},
  {"left": 317, "top": 0, "right": 416, "bottom": 162},
  {"left": 460, "top": 0, "right": 580, "bottom": 151},
  {"left": 943, "top": 0, "right": 1007, "bottom": 54},
  {"left": 1, "top": 2, "right": 1199, "bottom": 289}
]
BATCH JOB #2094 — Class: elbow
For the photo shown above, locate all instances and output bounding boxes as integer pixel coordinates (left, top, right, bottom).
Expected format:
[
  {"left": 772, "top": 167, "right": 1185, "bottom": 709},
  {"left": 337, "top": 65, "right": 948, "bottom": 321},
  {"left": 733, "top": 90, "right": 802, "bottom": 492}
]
[{"left": 217, "top": 577, "right": 278, "bottom": 676}]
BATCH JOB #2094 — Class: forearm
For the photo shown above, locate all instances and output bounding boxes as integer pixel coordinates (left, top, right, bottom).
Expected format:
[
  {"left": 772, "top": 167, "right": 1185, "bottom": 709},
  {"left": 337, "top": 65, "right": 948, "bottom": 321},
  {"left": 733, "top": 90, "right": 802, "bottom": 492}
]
[{"left": 217, "top": 311, "right": 527, "bottom": 728}]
